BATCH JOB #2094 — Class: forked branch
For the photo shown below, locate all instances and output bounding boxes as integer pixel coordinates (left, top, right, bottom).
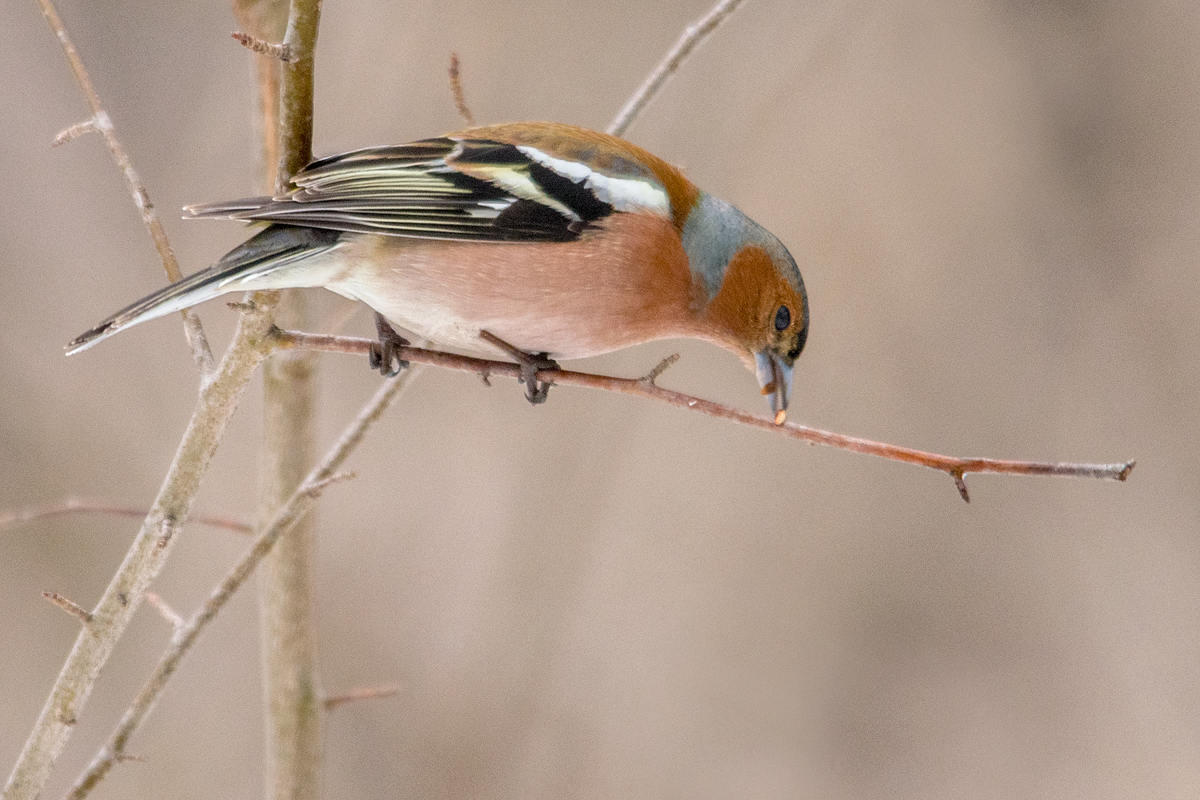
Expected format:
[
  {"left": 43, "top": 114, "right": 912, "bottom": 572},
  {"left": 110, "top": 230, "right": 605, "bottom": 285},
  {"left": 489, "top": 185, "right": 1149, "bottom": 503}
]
[{"left": 66, "top": 371, "right": 419, "bottom": 800}]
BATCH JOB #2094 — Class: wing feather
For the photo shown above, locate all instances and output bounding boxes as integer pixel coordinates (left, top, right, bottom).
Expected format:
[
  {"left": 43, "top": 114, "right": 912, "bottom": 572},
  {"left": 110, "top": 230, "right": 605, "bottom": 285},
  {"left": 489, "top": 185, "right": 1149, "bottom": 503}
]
[{"left": 184, "top": 136, "right": 613, "bottom": 243}]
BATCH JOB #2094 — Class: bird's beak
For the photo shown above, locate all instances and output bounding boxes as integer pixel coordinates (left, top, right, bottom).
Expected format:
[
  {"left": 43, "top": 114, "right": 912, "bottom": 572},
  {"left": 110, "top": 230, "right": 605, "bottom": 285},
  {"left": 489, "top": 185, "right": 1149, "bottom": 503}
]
[{"left": 755, "top": 351, "right": 794, "bottom": 425}]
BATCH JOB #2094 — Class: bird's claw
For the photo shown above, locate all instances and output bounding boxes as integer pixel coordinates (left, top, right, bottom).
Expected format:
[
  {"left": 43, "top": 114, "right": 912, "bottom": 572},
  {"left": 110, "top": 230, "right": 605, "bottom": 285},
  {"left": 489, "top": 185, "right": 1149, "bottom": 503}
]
[
  {"left": 479, "top": 330, "right": 559, "bottom": 405},
  {"left": 517, "top": 351, "right": 558, "bottom": 404},
  {"left": 368, "top": 313, "right": 410, "bottom": 377}
]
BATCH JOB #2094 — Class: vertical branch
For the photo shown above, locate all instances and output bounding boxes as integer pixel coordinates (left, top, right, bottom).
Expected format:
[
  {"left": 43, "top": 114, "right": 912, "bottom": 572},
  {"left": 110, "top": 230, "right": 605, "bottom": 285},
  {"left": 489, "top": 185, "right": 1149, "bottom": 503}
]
[{"left": 238, "top": 2, "right": 324, "bottom": 800}]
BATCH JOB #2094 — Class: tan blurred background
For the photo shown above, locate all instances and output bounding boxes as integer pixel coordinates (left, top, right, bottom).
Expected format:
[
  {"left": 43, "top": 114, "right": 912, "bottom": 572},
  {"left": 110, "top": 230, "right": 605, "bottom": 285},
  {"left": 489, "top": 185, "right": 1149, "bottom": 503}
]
[{"left": 2, "top": 0, "right": 1197, "bottom": 797}]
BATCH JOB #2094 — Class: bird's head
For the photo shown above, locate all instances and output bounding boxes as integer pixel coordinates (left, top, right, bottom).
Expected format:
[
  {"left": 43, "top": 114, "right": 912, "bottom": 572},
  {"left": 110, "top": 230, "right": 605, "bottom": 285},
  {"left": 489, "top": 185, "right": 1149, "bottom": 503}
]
[{"left": 682, "top": 193, "right": 809, "bottom": 423}]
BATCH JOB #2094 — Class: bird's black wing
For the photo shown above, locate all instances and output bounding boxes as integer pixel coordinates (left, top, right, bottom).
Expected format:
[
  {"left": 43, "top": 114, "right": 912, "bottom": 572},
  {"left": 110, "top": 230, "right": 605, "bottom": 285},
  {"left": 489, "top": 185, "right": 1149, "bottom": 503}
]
[{"left": 184, "top": 137, "right": 616, "bottom": 243}]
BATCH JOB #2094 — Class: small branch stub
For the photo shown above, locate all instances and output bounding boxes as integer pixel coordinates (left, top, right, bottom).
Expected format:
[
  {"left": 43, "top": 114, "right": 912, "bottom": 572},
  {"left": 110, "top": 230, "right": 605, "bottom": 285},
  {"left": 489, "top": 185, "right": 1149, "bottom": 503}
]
[
  {"left": 42, "top": 592, "right": 93, "bottom": 626},
  {"left": 144, "top": 592, "right": 184, "bottom": 631},
  {"left": 323, "top": 683, "right": 401, "bottom": 712},
  {"left": 231, "top": 31, "right": 296, "bottom": 62},
  {"left": 640, "top": 353, "right": 680, "bottom": 386},
  {"left": 301, "top": 471, "right": 356, "bottom": 499},
  {"left": 448, "top": 53, "right": 475, "bottom": 126},
  {"left": 951, "top": 469, "right": 970, "bottom": 503},
  {"left": 52, "top": 117, "right": 99, "bottom": 147}
]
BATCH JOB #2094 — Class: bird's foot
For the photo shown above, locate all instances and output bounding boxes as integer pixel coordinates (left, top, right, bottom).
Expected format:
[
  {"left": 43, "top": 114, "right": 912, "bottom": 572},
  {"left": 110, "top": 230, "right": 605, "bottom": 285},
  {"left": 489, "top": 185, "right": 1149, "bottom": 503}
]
[
  {"left": 368, "top": 313, "right": 410, "bottom": 377},
  {"left": 479, "top": 330, "right": 559, "bottom": 405}
]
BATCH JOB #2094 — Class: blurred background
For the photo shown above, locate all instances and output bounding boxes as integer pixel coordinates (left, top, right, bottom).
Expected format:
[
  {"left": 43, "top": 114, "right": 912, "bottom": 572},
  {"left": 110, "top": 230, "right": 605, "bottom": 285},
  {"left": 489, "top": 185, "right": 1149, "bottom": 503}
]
[{"left": 2, "top": 0, "right": 1197, "bottom": 797}]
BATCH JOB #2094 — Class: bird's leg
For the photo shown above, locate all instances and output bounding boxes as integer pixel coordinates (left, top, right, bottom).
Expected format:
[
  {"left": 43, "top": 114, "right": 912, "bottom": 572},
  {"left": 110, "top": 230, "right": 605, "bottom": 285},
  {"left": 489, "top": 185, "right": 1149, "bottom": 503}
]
[
  {"left": 368, "top": 313, "right": 410, "bottom": 377},
  {"left": 479, "top": 330, "right": 559, "bottom": 405}
]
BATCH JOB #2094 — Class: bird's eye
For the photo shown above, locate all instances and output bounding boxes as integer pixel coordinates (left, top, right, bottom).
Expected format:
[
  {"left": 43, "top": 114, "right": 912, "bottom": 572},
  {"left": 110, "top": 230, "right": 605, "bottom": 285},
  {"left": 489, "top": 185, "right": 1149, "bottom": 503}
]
[{"left": 773, "top": 305, "right": 791, "bottom": 332}]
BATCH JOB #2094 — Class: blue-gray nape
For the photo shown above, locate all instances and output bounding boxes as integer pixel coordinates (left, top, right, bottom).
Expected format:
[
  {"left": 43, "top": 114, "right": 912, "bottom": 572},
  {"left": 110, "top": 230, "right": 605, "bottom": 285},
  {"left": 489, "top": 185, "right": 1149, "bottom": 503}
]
[{"left": 680, "top": 191, "right": 803, "bottom": 302}]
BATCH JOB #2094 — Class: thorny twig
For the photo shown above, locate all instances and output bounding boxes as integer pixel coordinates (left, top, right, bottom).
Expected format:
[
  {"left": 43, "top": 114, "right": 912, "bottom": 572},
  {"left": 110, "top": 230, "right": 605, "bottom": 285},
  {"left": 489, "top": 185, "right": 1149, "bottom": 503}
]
[{"left": 270, "top": 329, "right": 1135, "bottom": 502}]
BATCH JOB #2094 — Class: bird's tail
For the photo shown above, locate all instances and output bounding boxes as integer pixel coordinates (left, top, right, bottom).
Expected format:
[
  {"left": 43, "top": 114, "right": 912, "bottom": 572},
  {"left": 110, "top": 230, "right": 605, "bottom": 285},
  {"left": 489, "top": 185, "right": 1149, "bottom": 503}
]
[{"left": 66, "top": 225, "right": 342, "bottom": 355}]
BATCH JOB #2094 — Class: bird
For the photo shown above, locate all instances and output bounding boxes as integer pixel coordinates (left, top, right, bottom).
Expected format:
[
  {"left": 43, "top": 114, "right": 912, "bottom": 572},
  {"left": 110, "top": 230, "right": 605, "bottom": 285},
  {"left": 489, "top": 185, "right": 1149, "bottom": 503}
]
[{"left": 67, "top": 122, "right": 809, "bottom": 420}]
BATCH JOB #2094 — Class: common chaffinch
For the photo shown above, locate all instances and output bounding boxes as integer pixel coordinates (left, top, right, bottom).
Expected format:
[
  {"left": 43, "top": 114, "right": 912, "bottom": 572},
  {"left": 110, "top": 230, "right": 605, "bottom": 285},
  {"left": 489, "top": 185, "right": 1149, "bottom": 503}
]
[{"left": 68, "top": 122, "right": 809, "bottom": 418}]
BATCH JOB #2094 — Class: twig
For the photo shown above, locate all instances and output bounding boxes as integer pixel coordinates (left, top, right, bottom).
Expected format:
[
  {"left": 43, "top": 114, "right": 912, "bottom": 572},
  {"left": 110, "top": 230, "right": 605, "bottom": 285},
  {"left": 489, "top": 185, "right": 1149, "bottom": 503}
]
[
  {"left": 448, "top": 53, "right": 475, "bottom": 126},
  {"left": 301, "top": 472, "right": 356, "bottom": 498},
  {"left": 323, "top": 683, "right": 401, "bottom": 712},
  {"left": 143, "top": 593, "right": 183, "bottom": 631},
  {"left": 0, "top": 498, "right": 252, "bottom": 535},
  {"left": 607, "top": 0, "right": 747, "bottom": 137},
  {"left": 269, "top": 329, "right": 1135, "bottom": 501},
  {"left": 231, "top": 31, "right": 296, "bottom": 62},
  {"left": 3, "top": 295, "right": 279, "bottom": 800},
  {"left": 51, "top": 118, "right": 99, "bottom": 147},
  {"left": 640, "top": 353, "right": 681, "bottom": 386},
  {"left": 34, "top": 0, "right": 215, "bottom": 377},
  {"left": 41, "top": 593, "right": 93, "bottom": 627},
  {"left": 66, "top": 370, "right": 418, "bottom": 800}
]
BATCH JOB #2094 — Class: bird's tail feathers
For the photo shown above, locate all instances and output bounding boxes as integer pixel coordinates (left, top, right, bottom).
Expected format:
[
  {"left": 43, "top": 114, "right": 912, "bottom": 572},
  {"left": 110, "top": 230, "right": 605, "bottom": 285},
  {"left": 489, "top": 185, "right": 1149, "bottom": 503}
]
[{"left": 66, "top": 225, "right": 342, "bottom": 355}]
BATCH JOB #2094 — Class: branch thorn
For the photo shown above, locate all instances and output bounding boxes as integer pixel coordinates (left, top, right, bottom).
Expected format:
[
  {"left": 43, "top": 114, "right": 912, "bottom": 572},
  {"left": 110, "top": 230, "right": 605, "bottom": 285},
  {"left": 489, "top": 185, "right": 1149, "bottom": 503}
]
[
  {"left": 231, "top": 31, "right": 296, "bottom": 63},
  {"left": 52, "top": 117, "right": 99, "bottom": 147},
  {"left": 640, "top": 353, "right": 681, "bottom": 386},
  {"left": 448, "top": 53, "right": 475, "bottom": 126},
  {"left": 302, "top": 471, "right": 356, "bottom": 498},
  {"left": 144, "top": 592, "right": 184, "bottom": 631},
  {"left": 950, "top": 469, "right": 970, "bottom": 503},
  {"left": 323, "top": 683, "right": 401, "bottom": 712},
  {"left": 42, "top": 591, "right": 93, "bottom": 626}
]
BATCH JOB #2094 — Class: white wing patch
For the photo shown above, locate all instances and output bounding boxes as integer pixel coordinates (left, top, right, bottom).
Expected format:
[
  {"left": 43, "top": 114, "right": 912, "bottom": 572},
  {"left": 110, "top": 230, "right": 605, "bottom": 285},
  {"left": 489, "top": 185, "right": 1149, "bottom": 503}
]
[{"left": 516, "top": 146, "right": 671, "bottom": 218}]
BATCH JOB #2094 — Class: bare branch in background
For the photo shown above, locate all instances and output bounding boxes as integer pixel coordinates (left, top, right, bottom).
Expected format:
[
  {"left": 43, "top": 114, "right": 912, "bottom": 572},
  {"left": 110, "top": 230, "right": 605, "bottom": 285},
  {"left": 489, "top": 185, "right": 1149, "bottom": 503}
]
[
  {"left": 608, "top": 0, "right": 747, "bottom": 137},
  {"left": 66, "top": 370, "right": 420, "bottom": 800},
  {"left": 2, "top": 291, "right": 279, "bottom": 800},
  {"left": 34, "top": 0, "right": 215, "bottom": 376},
  {"left": 449, "top": 53, "right": 475, "bottom": 126},
  {"left": 0, "top": 498, "right": 252, "bottom": 535}
]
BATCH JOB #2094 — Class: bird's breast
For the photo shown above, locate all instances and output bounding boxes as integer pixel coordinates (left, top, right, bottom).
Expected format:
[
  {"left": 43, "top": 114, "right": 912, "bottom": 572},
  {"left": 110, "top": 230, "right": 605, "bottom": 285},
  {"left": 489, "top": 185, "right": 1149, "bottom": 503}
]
[{"left": 326, "top": 212, "right": 700, "bottom": 359}]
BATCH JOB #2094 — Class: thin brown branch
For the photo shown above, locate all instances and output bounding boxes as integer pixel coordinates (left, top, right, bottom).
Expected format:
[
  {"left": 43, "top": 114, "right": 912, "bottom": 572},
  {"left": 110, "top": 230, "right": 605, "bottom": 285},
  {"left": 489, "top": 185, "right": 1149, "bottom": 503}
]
[
  {"left": 41, "top": 593, "right": 93, "bottom": 627},
  {"left": 448, "top": 53, "right": 475, "bottom": 126},
  {"left": 143, "top": 593, "right": 183, "bottom": 631},
  {"left": 607, "top": 0, "right": 747, "bottom": 137},
  {"left": 34, "top": 0, "right": 215, "bottom": 376},
  {"left": 323, "top": 683, "right": 401, "bottom": 712},
  {"left": 269, "top": 328, "right": 1136, "bottom": 501},
  {"left": 231, "top": 31, "right": 296, "bottom": 62},
  {"left": 65, "top": 370, "right": 417, "bottom": 800},
  {"left": 0, "top": 498, "right": 252, "bottom": 535}
]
